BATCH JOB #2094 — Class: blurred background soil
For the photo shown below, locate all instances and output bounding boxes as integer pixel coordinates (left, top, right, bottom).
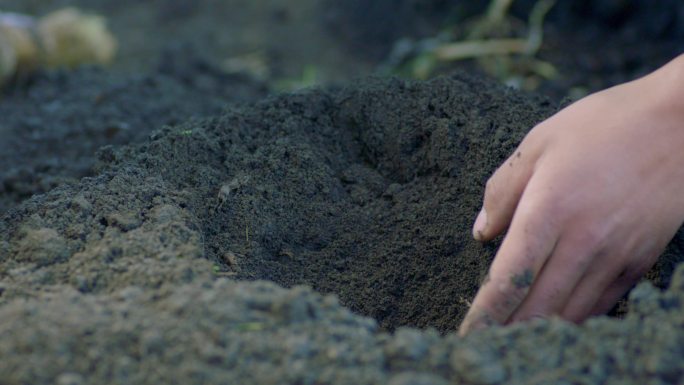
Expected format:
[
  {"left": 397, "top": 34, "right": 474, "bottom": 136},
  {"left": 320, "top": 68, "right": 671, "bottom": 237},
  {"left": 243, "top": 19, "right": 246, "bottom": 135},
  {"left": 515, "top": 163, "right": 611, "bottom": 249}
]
[
  {"left": 2, "top": 0, "right": 683, "bottom": 93},
  {"left": 0, "top": 0, "right": 375, "bottom": 86}
]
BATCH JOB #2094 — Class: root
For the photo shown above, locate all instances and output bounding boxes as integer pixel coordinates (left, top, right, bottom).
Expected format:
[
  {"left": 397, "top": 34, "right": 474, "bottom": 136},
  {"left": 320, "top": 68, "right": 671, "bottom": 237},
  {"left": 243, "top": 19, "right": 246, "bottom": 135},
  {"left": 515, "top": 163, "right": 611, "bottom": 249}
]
[
  {"left": 436, "top": 0, "right": 556, "bottom": 61},
  {"left": 434, "top": 38, "right": 528, "bottom": 61},
  {"left": 389, "top": 0, "right": 558, "bottom": 86}
]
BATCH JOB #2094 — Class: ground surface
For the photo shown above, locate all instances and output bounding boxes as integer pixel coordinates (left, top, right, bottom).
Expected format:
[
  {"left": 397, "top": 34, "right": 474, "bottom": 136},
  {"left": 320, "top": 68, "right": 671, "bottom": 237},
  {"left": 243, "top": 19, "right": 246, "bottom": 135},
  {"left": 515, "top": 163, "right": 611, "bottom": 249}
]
[
  {"left": 2, "top": 73, "right": 684, "bottom": 385},
  {"left": 0, "top": 60, "right": 265, "bottom": 214},
  {"left": 1, "top": 1, "right": 684, "bottom": 384}
]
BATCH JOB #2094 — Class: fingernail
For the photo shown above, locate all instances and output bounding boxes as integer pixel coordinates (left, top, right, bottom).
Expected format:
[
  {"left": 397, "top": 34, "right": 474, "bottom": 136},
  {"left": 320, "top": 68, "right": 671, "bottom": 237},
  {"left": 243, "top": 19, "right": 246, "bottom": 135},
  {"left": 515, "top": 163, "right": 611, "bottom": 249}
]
[{"left": 472, "top": 208, "right": 487, "bottom": 240}]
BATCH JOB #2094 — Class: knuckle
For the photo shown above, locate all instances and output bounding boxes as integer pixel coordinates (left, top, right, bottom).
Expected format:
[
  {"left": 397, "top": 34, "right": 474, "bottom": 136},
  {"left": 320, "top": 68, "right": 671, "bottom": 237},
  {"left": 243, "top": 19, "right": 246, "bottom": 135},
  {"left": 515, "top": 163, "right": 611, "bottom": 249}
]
[
  {"left": 471, "top": 302, "right": 507, "bottom": 327},
  {"left": 520, "top": 123, "right": 548, "bottom": 148},
  {"left": 519, "top": 196, "right": 566, "bottom": 235},
  {"left": 534, "top": 194, "right": 566, "bottom": 220},
  {"left": 507, "top": 277, "right": 532, "bottom": 303},
  {"left": 575, "top": 228, "right": 606, "bottom": 251},
  {"left": 572, "top": 220, "right": 613, "bottom": 252},
  {"left": 486, "top": 273, "right": 532, "bottom": 314}
]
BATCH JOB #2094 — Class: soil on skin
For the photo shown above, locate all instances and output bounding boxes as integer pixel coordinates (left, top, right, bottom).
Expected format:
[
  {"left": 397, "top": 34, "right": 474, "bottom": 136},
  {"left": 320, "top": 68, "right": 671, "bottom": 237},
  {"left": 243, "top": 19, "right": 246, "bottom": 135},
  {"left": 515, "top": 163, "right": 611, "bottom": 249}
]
[{"left": 2, "top": 74, "right": 684, "bottom": 384}]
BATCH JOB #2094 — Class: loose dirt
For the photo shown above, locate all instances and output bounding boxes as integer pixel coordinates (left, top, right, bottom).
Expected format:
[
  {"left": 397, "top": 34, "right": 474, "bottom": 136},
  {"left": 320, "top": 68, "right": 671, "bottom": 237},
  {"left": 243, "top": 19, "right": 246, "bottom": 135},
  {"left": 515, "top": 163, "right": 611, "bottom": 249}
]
[{"left": 2, "top": 73, "right": 684, "bottom": 384}]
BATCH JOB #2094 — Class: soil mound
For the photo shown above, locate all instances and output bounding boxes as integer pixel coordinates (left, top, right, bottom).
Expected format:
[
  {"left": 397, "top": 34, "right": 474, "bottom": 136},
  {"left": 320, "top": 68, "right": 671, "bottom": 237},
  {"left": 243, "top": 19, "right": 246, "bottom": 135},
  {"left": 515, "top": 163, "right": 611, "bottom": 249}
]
[
  {"left": 3, "top": 73, "right": 555, "bottom": 331},
  {"left": 1, "top": 73, "right": 684, "bottom": 384}
]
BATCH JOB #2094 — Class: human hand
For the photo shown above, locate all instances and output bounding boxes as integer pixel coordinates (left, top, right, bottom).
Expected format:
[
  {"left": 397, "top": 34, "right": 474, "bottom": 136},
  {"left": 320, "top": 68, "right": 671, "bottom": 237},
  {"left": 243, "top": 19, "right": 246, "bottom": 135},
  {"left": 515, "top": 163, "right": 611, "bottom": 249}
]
[{"left": 459, "top": 55, "right": 684, "bottom": 335}]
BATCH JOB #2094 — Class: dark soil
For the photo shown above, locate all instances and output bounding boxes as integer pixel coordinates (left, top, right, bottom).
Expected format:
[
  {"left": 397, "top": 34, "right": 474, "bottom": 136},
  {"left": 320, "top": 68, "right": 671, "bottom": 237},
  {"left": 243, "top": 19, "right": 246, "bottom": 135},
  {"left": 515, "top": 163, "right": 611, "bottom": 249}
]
[
  {"left": 128, "top": 74, "right": 558, "bottom": 332},
  {"left": 2, "top": 73, "right": 684, "bottom": 384},
  {"left": 1, "top": 74, "right": 553, "bottom": 331},
  {"left": 2, "top": 1, "right": 684, "bottom": 384}
]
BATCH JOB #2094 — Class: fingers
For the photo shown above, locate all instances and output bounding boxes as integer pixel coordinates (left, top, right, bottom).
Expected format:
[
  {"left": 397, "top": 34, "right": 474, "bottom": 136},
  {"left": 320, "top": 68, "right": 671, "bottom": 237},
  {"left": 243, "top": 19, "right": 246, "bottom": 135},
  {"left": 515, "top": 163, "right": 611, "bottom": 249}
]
[
  {"left": 588, "top": 278, "right": 634, "bottom": 317},
  {"left": 560, "top": 252, "right": 629, "bottom": 322},
  {"left": 473, "top": 149, "right": 535, "bottom": 241},
  {"left": 588, "top": 249, "right": 662, "bottom": 317},
  {"left": 507, "top": 233, "right": 596, "bottom": 322},
  {"left": 473, "top": 130, "right": 546, "bottom": 242},
  {"left": 460, "top": 195, "right": 560, "bottom": 336},
  {"left": 561, "top": 274, "right": 623, "bottom": 322}
]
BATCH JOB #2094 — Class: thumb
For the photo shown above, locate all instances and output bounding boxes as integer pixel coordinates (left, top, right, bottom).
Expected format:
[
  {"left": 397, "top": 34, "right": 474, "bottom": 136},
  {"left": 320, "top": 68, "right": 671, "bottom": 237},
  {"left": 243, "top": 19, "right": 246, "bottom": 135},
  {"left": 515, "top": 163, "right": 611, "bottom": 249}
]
[{"left": 473, "top": 147, "right": 537, "bottom": 241}]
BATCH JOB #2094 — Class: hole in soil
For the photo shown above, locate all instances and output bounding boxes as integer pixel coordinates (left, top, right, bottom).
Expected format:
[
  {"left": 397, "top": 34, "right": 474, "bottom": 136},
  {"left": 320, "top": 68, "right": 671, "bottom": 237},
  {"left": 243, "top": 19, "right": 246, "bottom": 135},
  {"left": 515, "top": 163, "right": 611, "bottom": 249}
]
[
  {"left": 4, "top": 75, "right": 681, "bottom": 337},
  {"left": 187, "top": 76, "right": 684, "bottom": 332},
  {"left": 185, "top": 76, "right": 546, "bottom": 332}
]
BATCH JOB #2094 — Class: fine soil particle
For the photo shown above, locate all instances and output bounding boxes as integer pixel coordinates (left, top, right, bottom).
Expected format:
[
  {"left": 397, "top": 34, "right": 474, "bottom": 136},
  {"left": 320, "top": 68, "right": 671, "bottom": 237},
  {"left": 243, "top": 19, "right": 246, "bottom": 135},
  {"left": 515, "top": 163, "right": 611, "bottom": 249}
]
[
  {"left": 2, "top": 72, "right": 684, "bottom": 384},
  {"left": 512, "top": 269, "right": 534, "bottom": 290}
]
